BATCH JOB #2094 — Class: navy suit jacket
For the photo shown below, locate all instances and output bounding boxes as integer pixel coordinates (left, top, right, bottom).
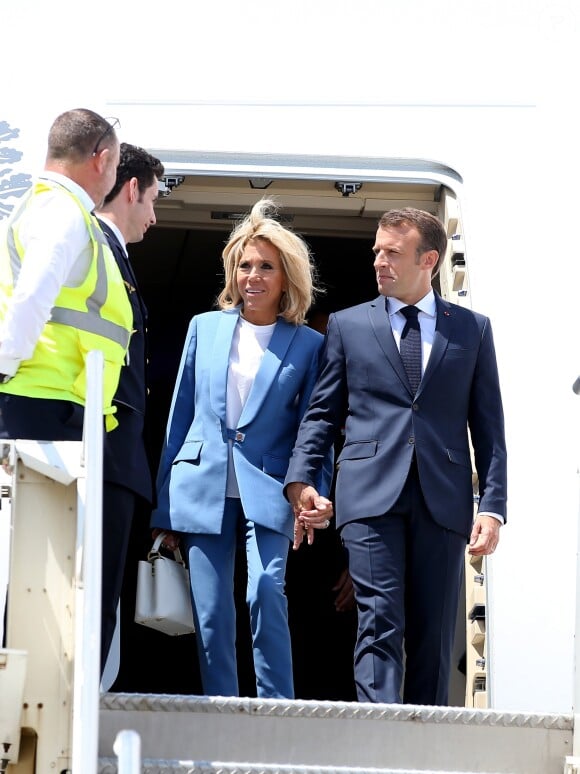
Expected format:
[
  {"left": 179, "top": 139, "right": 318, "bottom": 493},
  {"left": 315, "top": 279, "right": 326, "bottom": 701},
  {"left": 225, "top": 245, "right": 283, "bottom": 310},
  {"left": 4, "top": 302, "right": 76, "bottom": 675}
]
[
  {"left": 285, "top": 293, "right": 507, "bottom": 538},
  {"left": 151, "top": 309, "right": 333, "bottom": 541},
  {"left": 98, "top": 219, "right": 153, "bottom": 502}
]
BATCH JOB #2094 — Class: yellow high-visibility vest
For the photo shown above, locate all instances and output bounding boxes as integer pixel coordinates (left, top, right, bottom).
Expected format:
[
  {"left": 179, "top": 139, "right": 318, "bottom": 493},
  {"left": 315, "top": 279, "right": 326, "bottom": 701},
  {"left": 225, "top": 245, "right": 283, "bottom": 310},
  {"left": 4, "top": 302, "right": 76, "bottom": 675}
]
[{"left": 0, "top": 180, "right": 133, "bottom": 430}]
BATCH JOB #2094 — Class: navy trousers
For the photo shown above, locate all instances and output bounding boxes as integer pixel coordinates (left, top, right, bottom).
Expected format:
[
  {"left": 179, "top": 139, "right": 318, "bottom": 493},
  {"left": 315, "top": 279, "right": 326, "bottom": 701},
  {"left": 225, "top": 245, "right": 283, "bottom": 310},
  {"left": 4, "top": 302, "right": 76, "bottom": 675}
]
[
  {"left": 100, "top": 482, "right": 135, "bottom": 674},
  {"left": 0, "top": 394, "right": 84, "bottom": 440},
  {"left": 341, "top": 461, "right": 466, "bottom": 705}
]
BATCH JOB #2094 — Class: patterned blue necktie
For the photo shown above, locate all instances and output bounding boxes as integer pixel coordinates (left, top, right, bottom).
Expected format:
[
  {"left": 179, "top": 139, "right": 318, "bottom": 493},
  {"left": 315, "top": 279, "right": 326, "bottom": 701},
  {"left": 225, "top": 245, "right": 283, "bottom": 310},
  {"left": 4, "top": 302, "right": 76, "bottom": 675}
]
[{"left": 400, "top": 305, "right": 422, "bottom": 394}]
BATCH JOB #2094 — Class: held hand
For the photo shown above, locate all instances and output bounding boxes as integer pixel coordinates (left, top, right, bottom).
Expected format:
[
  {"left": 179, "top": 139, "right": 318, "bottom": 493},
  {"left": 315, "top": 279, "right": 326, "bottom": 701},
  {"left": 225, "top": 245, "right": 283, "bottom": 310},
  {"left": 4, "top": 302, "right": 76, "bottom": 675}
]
[
  {"left": 152, "top": 527, "right": 181, "bottom": 551},
  {"left": 288, "top": 482, "right": 334, "bottom": 549},
  {"left": 293, "top": 515, "right": 310, "bottom": 550},
  {"left": 468, "top": 515, "right": 500, "bottom": 556},
  {"left": 288, "top": 482, "right": 311, "bottom": 549}
]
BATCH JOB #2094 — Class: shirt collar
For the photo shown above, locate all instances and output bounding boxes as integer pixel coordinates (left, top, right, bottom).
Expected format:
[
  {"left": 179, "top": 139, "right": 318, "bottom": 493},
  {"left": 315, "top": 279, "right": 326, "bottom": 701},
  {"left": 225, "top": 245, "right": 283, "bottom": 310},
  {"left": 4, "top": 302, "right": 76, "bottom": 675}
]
[
  {"left": 96, "top": 214, "right": 128, "bottom": 257},
  {"left": 387, "top": 289, "right": 436, "bottom": 318},
  {"left": 38, "top": 170, "right": 96, "bottom": 214}
]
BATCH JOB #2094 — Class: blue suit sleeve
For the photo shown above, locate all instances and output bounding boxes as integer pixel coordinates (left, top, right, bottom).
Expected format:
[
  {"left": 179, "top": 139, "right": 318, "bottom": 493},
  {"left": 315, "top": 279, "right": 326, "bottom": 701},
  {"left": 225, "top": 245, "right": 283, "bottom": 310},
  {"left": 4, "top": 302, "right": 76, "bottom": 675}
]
[
  {"left": 285, "top": 313, "right": 347, "bottom": 492},
  {"left": 295, "top": 331, "right": 335, "bottom": 497},
  {"left": 468, "top": 318, "right": 508, "bottom": 520}
]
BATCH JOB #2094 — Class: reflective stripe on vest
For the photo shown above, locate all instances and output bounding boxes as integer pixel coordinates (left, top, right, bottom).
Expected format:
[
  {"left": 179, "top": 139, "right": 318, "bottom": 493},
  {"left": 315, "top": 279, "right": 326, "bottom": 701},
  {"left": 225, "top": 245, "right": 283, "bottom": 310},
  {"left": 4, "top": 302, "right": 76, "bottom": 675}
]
[
  {"left": 0, "top": 180, "right": 133, "bottom": 430},
  {"left": 5, "top": 184, "right": 130, "bottom": 350}
]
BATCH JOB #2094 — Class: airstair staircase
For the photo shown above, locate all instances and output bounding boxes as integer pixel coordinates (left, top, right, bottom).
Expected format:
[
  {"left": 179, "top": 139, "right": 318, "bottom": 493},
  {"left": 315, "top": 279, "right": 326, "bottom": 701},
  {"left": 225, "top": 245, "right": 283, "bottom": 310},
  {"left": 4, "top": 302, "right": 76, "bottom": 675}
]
[{"left": 96, "top": 692, "right": 574, "bottom": 774}]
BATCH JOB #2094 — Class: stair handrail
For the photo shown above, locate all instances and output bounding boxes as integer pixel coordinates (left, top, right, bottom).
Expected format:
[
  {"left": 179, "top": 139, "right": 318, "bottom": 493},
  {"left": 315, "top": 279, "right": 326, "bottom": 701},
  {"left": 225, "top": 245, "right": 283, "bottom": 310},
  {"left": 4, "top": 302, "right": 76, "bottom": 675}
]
[
  {"left": 114, "top": 729, "right": 142, "bottom": 773},
  {"left": 71, "top": 349, "right": 104, "bottom": 774}
]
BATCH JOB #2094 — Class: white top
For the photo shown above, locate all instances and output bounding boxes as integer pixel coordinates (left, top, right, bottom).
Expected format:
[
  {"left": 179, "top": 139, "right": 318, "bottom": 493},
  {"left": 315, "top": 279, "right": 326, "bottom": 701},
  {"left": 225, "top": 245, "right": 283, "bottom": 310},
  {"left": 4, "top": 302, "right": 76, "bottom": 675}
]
[
  {"left": 225, "top": 316, "right": 276, "bottom": 498},
  {"left": 0, "top": 171, "right": 96, "bottom": 376}
]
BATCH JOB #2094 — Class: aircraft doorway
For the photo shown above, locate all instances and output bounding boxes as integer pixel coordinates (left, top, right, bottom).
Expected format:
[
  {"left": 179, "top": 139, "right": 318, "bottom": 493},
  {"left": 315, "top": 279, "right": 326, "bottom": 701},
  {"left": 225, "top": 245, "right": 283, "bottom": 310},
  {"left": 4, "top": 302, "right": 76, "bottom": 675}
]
[
  {"left": 114, "top": 224, "right": 374, "bottom": 701},
  {"left": 112, "top": 172, "right": 468, "bottom": 705}
]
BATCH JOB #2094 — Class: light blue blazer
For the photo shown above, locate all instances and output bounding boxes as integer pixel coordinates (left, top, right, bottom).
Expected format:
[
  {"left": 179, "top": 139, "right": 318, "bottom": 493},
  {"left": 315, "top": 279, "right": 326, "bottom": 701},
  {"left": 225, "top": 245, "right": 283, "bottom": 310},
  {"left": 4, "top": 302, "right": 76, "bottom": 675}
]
[{"left": 152, "top": 308, "right": 333, "bottom": 541}]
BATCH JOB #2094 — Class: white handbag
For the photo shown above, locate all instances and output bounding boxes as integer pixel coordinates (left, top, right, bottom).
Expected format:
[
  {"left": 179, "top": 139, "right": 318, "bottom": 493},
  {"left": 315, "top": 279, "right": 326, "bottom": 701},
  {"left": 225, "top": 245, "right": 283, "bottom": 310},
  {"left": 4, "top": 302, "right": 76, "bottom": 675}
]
[{"left": 134, "top": 532, "right": 195, "bottom": 636}]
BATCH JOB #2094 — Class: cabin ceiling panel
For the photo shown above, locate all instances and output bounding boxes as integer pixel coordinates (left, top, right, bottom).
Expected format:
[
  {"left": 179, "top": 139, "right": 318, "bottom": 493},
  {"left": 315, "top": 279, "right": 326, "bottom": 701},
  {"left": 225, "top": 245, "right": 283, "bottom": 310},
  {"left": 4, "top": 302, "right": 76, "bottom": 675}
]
[{"left": 154, "top": 175, "right": 444, "bottom": 236}]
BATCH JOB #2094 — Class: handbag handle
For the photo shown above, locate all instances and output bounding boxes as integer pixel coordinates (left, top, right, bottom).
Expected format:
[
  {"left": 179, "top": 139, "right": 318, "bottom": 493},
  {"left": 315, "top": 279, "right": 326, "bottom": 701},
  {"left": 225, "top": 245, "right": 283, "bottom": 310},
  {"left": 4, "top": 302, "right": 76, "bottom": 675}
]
[{"left": 148, "top": 531, "right": 187, "bottom": 566}]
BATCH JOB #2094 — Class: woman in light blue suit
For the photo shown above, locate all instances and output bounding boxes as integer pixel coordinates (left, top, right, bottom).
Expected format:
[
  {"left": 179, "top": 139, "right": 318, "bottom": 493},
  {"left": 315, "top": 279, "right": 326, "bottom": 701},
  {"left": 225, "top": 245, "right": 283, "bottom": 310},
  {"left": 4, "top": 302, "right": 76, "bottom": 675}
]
[{"left": 151, "top": 199, "right": 333, "bottom": 698}]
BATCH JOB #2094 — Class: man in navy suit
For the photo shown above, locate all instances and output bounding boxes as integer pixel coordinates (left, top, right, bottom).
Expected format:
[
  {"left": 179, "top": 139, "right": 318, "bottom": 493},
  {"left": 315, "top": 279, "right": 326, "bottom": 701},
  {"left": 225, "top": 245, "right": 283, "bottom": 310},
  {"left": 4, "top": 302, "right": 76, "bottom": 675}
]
[
  {"left": 96, "top": 144, "right": 164, "bottom": 675},
  {"left": 285, "top": 208, "right": 507, "bottom": 706}
]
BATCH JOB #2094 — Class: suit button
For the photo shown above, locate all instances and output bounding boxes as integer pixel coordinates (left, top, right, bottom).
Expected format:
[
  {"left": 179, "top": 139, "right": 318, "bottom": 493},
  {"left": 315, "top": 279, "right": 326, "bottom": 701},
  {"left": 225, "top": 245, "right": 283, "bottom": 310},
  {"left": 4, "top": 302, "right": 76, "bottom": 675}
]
[
  {"left": 408, "top": 437, "right": 415, "bottom": 444},
  {"left": 412, "top": 403, "right": 419, "bottom": 411}
]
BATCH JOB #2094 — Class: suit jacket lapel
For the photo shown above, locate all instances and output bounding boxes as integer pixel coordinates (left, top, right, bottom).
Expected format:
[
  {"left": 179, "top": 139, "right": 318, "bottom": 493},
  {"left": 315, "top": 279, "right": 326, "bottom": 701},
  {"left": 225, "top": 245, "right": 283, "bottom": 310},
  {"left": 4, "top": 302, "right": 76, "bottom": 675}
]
[
  {"left": 98, "top": 218, "right": 148, "bottom": 320},
  {"left": 419, "top": 293, "right": 451, "bottom": 393},
  {"left": 209, "top": 310, "right": 239, "bottom": 419},
  {"left": 368, "top": 296, "right": 412, "bottom": 393},
  {"left": 239, "top": 318, "right": 297, "bottom": 427}
]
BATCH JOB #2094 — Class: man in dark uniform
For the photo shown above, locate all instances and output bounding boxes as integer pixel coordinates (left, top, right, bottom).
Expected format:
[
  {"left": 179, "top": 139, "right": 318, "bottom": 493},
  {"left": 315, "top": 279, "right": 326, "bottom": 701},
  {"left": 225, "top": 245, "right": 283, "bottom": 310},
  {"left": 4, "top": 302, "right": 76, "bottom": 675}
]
[{"left": 96, "top": 143, "right": 164, "bottom": 675}]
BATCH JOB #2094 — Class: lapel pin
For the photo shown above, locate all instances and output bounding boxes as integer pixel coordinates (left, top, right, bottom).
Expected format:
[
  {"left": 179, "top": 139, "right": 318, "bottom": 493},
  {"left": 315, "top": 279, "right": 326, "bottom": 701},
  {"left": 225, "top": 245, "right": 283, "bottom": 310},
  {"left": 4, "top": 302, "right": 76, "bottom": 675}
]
[{"left": 443, "top": 311, "right": 450, "bottom": 316}]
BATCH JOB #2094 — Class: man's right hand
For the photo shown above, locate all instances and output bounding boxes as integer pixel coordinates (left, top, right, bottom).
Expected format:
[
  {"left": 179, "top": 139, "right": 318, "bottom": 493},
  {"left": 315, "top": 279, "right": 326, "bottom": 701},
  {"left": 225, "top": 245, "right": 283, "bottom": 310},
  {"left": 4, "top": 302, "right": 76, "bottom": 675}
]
[{"left": 287, "top": 482, "right": 333, "bottom": 550}]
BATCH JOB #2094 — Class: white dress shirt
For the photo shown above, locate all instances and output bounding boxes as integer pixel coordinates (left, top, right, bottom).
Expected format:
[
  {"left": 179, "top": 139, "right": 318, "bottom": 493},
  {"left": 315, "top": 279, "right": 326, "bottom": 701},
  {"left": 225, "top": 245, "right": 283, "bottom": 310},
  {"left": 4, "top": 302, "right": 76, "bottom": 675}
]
[
  {"left": 387, "top": 289, "right": 436, "bottom": 374},
  {"left": 97, "top": 214, "right": 128, "bottom": 257}
]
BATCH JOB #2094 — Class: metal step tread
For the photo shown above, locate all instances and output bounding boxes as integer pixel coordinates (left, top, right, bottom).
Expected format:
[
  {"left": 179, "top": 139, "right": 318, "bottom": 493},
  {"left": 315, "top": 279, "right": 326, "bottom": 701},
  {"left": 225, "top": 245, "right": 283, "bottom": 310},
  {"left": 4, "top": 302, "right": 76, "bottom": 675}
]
[
  {"left": 99, "top": 693, "right": 572, "bottom": 774},
  {"left": 100, "top": 692, "right": 572, "bottom": 729}
]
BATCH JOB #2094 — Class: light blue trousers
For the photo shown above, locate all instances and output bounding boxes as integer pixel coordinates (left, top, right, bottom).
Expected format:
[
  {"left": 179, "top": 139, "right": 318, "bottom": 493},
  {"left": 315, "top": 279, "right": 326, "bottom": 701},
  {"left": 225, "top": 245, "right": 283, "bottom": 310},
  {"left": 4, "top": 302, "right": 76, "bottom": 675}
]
[{"left": 182, "top": 497, "right": 294, "bottom": 698}]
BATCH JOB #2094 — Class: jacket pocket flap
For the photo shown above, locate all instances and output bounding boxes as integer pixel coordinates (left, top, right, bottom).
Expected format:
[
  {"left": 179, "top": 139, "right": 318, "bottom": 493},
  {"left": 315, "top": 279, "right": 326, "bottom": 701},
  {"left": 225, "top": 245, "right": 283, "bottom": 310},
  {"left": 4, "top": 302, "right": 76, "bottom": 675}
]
[
  {"left": 338, "top": 440, "right": 378, "bottom": 461},
  {"left": 173, "top": 440, "right": 203, "bottom": 464},
  {"left": 446, "top": 447, "right": 472, "bottom": 468}
]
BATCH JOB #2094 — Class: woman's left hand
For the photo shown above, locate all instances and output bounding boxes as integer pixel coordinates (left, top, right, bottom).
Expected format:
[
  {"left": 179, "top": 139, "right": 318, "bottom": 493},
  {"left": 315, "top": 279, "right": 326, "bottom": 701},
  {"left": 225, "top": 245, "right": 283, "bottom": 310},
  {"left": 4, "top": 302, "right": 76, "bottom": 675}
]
[
  {"left": 152, "top": 527, "right": 181, "bottom": 551},
  {"left": 292, "top": 494, "right": 334, "bottom": 548}
]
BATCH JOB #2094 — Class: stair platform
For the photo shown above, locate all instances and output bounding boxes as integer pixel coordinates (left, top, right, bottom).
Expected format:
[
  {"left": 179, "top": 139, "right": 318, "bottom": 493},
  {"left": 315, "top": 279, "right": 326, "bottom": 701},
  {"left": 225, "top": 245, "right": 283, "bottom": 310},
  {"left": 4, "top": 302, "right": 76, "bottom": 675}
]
[{"left": 99, "top": 693, "right": 573, "bottom": 774}]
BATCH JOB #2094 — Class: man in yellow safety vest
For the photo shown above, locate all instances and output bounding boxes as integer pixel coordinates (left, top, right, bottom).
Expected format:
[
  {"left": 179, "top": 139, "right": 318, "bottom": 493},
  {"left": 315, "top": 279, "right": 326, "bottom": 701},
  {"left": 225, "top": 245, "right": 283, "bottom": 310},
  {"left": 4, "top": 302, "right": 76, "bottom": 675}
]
[{"left": 0, "top": 108, "right": 132, "bottom": 439}]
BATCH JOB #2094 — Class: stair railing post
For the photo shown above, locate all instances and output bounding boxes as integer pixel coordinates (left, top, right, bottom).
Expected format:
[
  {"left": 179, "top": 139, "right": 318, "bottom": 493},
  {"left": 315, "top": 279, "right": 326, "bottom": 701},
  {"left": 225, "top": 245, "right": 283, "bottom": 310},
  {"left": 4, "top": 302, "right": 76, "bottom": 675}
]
[{"left": 71, "top": 349, "right": 104, "bottom": 773}]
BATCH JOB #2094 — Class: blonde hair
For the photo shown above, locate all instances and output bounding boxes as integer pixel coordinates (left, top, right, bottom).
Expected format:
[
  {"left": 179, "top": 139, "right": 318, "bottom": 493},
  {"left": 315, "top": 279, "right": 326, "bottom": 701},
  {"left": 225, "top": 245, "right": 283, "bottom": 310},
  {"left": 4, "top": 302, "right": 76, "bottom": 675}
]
[{"left": 217, "top": 198, "right": 320, "bottom": 325}]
